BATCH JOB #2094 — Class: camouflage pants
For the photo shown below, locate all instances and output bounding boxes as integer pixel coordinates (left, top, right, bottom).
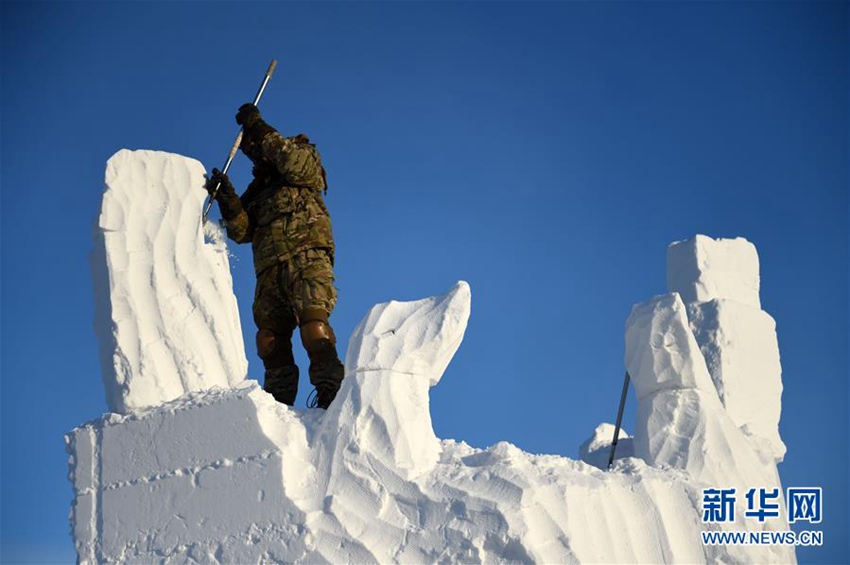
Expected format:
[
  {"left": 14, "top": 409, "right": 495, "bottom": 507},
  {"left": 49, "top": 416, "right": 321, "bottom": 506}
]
[
  {"left": 252, "top": 247, "right": 343, "bottom": 406},
  {"left": 252, "top": 247, "right": 338, "bottom": 332}
]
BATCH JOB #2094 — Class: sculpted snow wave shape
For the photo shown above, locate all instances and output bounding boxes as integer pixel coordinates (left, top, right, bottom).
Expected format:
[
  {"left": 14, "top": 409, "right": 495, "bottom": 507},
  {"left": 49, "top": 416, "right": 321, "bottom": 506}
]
[
  {"left": 91, "top": 149, "right": 248, "bottom": 413},
  {"left": 344, "top": 282, "right": 470, "bottom": 385},
  {"left": 319, "top": 281, "right": 471, "bottom": 477}
]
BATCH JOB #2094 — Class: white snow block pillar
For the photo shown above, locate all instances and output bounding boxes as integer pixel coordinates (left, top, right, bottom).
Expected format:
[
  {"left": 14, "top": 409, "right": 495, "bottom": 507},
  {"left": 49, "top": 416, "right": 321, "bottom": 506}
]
[
  {"left": 91, "top": 149, "right": 248, "bottom": 413},
  {"left": 625, "top": 291, "right": 793, "bottom": 563},
  {"left": 668, "top": 235, "right": 785, "bottom": 461}
]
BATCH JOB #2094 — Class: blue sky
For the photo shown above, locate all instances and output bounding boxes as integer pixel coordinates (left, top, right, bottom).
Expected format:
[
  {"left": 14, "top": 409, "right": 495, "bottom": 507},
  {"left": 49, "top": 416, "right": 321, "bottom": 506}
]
[{"left": 2, "top": 1, "right": 847, "bottom": 562}]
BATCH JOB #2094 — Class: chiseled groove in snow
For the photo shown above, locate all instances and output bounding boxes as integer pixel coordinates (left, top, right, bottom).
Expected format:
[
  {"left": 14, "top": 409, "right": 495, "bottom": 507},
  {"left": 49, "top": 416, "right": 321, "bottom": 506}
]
[
  {"left": 126, "top": 156, "right": 173, "bottom": 403},
  {"left": 521, "top": 485, "right": 573, "bottom": 561},
  {"left": 199, "top": 222, "right": 245, "bottom": 388},
  {"left": 324, "top": 498, "right": 383, "bottom": 563},
  {"left": 325, "top": 454, "right": 406, "bottom": 558},
  {"left": 391, "top": 527, "right": 412, "bottom": 563},
  {"left": 645, "top": 493, "right": 673, "bottom": 564},
  {"left": 97, "top": 450, "right": 279, "bottom": 492},
  {"left": 587, "top": 487, "right": 617, "bottom": 561},
  {"left": 157, "top": 158, "right": 193, "bottom": 394},
  {"left": 438, "top": 482, "right": 514, "bottom": 553},
  {"left": 622, "top": 484, "right": 660, "bottom": 562},
  {"left": 94, "top": 424, "right": 105, "bottom": 565}
]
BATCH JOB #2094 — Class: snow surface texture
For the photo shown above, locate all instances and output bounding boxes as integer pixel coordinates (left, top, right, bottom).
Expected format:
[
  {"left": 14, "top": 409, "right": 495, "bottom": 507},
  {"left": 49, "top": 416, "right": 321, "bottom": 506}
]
[
  {"left": 70, "top": 151, "right": 794, "bottom": 563},
  {"left": 91, "top": 150, "right": 248, "bottom": 413}
]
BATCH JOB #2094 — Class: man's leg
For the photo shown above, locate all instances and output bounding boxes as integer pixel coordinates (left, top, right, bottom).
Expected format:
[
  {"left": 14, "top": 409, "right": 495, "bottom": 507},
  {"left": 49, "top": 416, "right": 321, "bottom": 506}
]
[
  {"left": 256, "top": 326, "right": 299, "bottom": 405},
  {"left": 286, "top": 249, "right": 345, "bottom": 409},
  {"left": 253, "top": 265, "right": 300, "bottom": 405},
  {"left": 299, "top": 308, "right": 345, "bottom": 409}
]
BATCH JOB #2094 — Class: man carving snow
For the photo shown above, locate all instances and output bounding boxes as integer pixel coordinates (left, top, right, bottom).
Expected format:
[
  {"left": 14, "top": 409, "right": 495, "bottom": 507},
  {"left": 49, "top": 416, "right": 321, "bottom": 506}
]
[{"left": 205, "top": 103, "right": 345, "bottom": 409}]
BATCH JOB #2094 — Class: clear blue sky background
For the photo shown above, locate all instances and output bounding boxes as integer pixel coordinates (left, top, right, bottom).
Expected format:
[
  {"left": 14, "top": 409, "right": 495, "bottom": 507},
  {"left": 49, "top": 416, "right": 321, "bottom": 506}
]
[{"left": 2, "top": 2, "right": 847, "bottom": 562}]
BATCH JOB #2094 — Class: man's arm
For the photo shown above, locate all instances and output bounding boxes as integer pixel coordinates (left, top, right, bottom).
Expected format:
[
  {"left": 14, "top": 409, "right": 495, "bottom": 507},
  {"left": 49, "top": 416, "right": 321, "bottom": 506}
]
[
  {"left": 205, "top": 168, "right": 254, "bottom": 243},
  {"left": 261, "top": 133, "right": 327, "bottom": 192},
  {"left": 236, "top": 103, "right": 327, "bottom": 192}
]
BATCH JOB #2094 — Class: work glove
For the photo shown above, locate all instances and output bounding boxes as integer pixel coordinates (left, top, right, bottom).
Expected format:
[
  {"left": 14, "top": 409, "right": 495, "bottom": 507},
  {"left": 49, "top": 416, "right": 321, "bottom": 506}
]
[
  {"left": 236, "top": 103, "right": 262, "bottom": 129},
  {"left": 236, "top": 103, "right": 278, "bottom": 146},
  {"left": 205, "top": 168, "right": 236, "bottom": 200},
  {"left": 205, "top": 168, "right": 244, "bottom": 221}
]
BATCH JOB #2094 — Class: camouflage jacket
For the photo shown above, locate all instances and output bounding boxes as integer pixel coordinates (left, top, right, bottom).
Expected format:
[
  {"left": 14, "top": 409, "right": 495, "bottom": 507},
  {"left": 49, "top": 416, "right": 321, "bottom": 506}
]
[{"left": 222, "top": 132, "right": 334, "bottom": 275}]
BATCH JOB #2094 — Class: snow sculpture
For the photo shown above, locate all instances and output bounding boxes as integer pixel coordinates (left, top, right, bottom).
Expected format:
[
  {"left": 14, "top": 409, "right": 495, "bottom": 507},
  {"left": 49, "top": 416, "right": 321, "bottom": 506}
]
[
  {"left": 69, "top": 276, "right": 793, "bottom": 563},
  {"left": 71, "top": 150, "right": 795, "bottom": 564},
  {"left": 91, "top": 150, "right": 248, "bottom": 413},
  {"left": 616, "top": 235, "right": 791, "bottom": 562}
]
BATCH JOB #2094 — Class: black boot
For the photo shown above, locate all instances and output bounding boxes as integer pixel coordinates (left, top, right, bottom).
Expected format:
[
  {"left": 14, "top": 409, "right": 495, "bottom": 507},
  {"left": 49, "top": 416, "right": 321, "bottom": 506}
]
[
  {"left": 299, "top": 309, "right": 345, "bottom": 409},
  {"left": 308, "top": 348, "right": 345, "bottom": 409},
  {"left": 264, "top": 365, "right": 299, "bottom": 406}
]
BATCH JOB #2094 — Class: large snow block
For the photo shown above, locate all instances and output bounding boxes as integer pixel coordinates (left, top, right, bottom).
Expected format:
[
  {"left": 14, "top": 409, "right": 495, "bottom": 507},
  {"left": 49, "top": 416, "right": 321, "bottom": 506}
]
[
  {"left": 688, "top": 299, "right": 785, "bottom": 460},
  {"left": 667, "top": 235, "right": 761, "bottom": 308},
  {"left": 667, "top": 235, "right": 785, "bottom": 461},
  {"left": 66, "top": 382, "right": 310, "bottom": 563},
  {"left": 91, "top": 149, "right": 248, "bottom": 413}
]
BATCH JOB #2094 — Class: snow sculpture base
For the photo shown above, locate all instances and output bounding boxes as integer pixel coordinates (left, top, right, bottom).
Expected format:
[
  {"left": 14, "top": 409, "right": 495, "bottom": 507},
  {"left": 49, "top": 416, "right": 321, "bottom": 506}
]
[
  {"left": 75, "top": 152, "right": 794, "bottom": 565},
  {"left": 70, "top": 273, "right": 793, "bottom": 563}
]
